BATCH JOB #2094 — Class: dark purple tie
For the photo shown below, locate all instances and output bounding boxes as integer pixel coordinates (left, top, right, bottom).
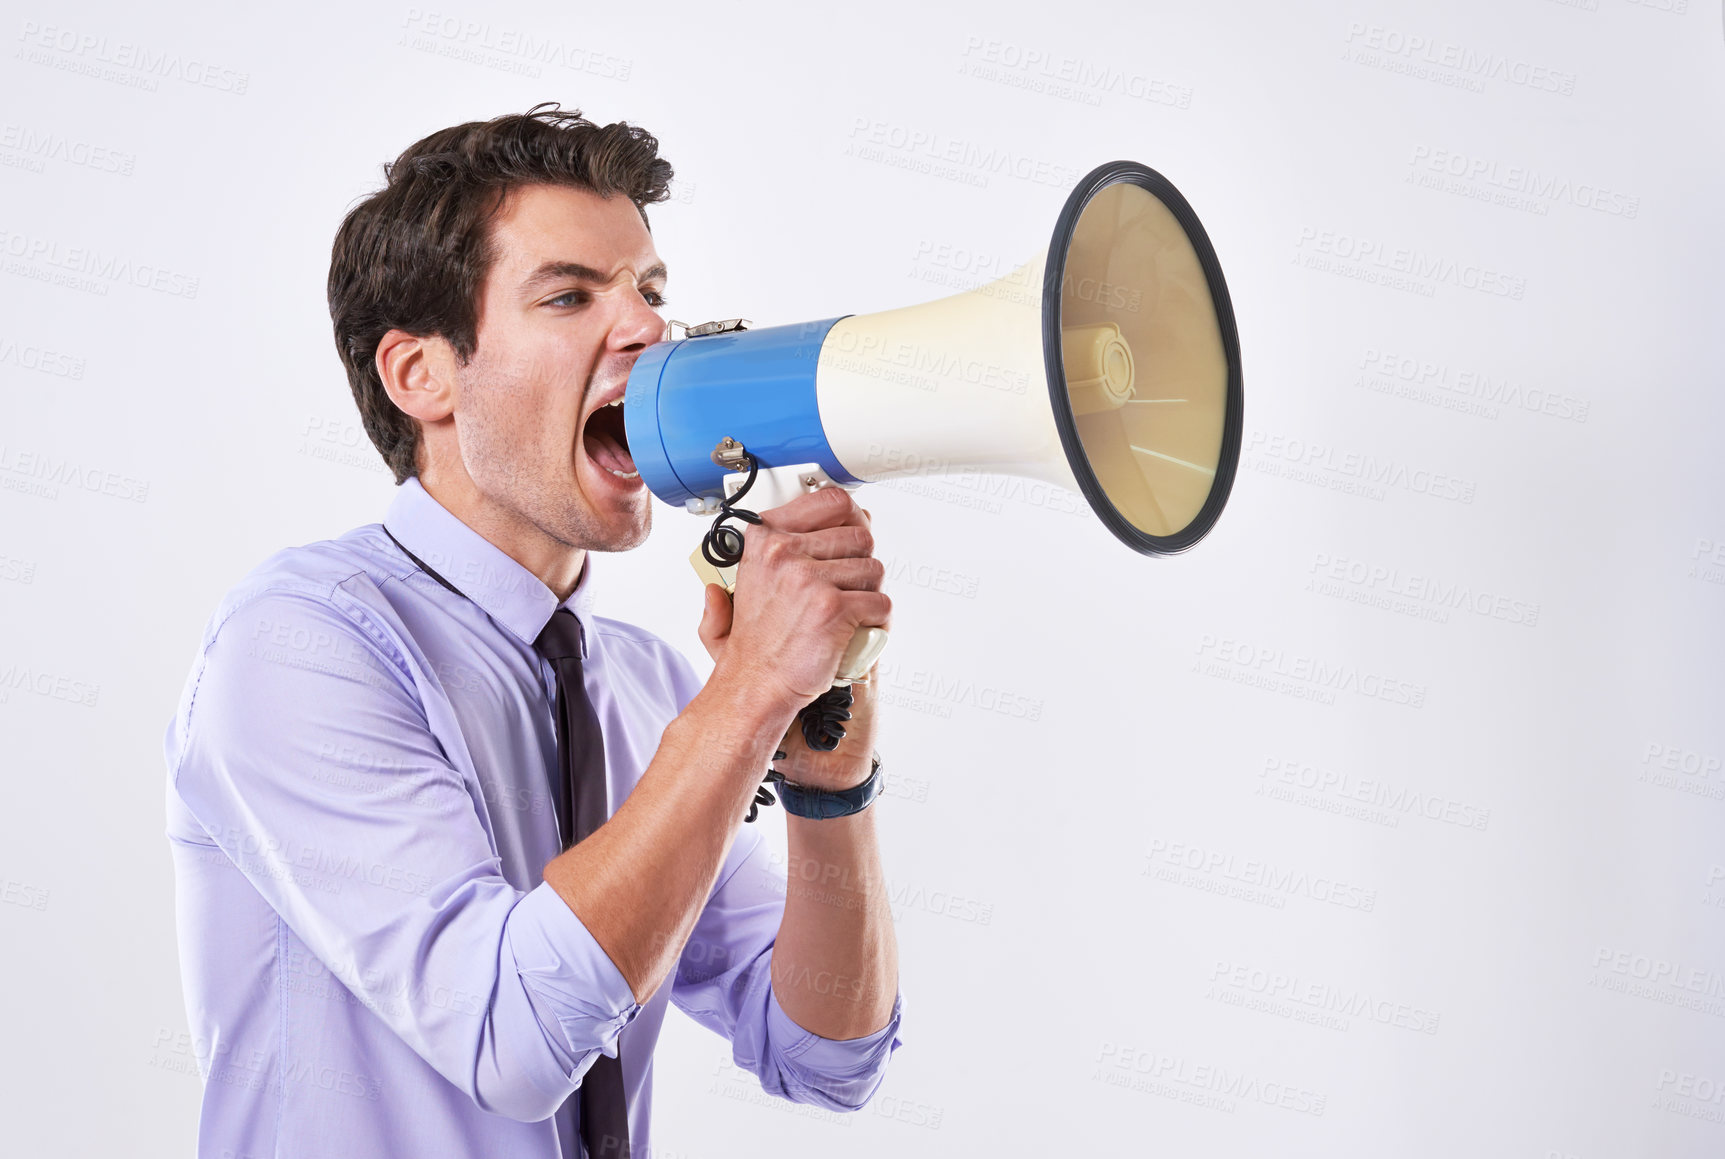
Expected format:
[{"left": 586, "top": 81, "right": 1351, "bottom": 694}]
[{"left": 532, "top": 609, "right": 630, "bottom": 1159}]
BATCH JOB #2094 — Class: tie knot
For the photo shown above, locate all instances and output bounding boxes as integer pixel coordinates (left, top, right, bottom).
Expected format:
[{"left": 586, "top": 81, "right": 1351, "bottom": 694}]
[{"left": 533, "top": 608, "right": 585, "bottom": 663}]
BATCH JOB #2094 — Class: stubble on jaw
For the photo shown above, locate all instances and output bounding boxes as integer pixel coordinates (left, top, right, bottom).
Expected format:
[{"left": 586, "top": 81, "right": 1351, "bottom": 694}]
[{"left": 451, "top": 351, "right": 652, "bottom": 556}]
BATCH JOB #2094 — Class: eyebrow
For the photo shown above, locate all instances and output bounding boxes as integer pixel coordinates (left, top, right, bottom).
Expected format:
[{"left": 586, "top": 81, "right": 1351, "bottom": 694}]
[{"left": 518, "top": 260, "right": 668, "bottom": 295}]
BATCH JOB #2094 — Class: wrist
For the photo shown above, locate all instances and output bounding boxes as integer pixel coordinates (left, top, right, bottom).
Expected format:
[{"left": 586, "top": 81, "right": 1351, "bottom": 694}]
[
  {"left": 681, "top": 676, "right": 798, "bottom": 785},
  {"left": 771, "top": 743, "right": 874, "bottom": 793},
  {"left": 710, "top": 655, "right": 809, "bottom": 722}
]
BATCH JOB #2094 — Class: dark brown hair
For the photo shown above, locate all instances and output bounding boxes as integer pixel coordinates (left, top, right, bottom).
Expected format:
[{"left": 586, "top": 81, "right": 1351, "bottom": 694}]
[{"left": 328, "top": 102, "right": 674, "bottom": 483}]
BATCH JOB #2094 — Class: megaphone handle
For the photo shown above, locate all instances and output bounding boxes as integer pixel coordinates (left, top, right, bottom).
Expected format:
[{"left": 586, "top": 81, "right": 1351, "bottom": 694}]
[{"left": 687, "top": 459, "right": 891, "bottom": 743}]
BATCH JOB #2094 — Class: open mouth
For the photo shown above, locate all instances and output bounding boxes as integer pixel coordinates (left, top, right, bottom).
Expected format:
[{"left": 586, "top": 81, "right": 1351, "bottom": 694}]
[{"left": 582, "top": 398, "right": 638, "bottom": 481}]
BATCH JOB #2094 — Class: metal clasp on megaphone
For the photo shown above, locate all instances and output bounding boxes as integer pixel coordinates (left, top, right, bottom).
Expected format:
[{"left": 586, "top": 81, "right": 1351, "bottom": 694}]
[{"left": 663, "top": 317, "right": 752, "bottom": 342}]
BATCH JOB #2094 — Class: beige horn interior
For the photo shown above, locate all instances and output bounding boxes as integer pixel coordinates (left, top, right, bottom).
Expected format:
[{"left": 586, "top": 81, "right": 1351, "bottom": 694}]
[{"left": 1058, "top": 180, "right": 1230, "bottom": 539}]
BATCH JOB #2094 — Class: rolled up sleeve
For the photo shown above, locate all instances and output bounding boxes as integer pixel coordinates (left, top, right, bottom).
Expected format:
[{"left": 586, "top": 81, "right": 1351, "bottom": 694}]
[
  {"left": 670, "top": 823, "right": 904, "bottom": 1113},
  {"left": 761, "top": 987, "right": 903, "bottom": 1110},
  {"left": 169, "top": 587, "right": 637, "bottom": 1122}
]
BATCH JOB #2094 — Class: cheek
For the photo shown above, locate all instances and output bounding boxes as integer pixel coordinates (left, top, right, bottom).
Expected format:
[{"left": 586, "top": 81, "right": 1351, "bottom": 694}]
[{"left": 462, "top": 360, "right": 573, "bottom": 447}]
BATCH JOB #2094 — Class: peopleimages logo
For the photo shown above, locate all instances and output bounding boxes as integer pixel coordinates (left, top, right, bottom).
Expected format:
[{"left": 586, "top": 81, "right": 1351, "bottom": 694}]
[
  {"left": 1196, "top": 633, "right": 1429, "bottom": 709},
  {"left": 1247, "top": 429, "right": 1477, "bottom": 505},
  {"left": 1206, "top": 960, "right": 1442, "bottom": 1035},
  {"left": 1293, "top": 226, "right": 1527, "bottom": 300},
  {"left": 14, "top": 20, "right": 250, "bottom": 94},
  {"left": 0, "top": 122, "right": 136, "bottom": 175},
  {"left": 1308, "top": 551, "right": 1542, "bottom": 628},
  {"left": 1093, "top": 1042, "right": 1327, "bottom": 1116},
  {"left": 845, "top": 117, "right": 1084, "bottom": 190},
  {"left": 0, "top": 443, "right": 150, "bottom": 503},
  {"left": 1357, "top": 346, "right": 1591, "bottom": 424},
  {"left": 1406, "top": 145, "right": 1639, "bottom": 219},
  {"left": 0, "top": 225, "right": 199, "bottom": 298},
  {"left": 1143, "top": 836, "right": 1379, "bottom": 912},
  {"left": 1341, "top": 22, "right": 1577, "bottom": 95},
  {"left": 398, "top": 7, "right": 633, "bottom": 79},
  {"left": 957, "top": 36, "right": 1194, "bottom": 109},
  {"left": 1258, "top": 756, "right": 1493, "bottom": 833}
]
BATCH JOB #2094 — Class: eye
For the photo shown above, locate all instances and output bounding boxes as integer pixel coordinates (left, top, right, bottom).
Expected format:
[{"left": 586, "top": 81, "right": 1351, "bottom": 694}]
[
  {"left": 546, "top": 290, "right": 588, "bottom": 308},
  {"left": 643, "top": 289, "right": 668, "bottom": 308}
]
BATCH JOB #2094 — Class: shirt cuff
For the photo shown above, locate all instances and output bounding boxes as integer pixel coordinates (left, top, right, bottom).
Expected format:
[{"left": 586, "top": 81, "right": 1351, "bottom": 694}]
[
  {"left": 508, "top": 881, "right": 642, "bottom": 1063},
  {"left": 766, "top": 986, "right": 904, "bottom": 1077}
]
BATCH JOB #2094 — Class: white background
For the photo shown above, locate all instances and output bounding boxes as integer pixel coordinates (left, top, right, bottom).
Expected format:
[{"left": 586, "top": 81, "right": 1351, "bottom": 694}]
[{"left": 2, "top": 1, "right": 1723, "bottom": 1155}]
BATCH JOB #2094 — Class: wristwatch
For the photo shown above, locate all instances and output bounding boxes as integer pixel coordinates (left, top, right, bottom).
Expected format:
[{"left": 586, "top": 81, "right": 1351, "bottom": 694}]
[{"left": 774, "top": 751, "right": 885, "bottom": 820}]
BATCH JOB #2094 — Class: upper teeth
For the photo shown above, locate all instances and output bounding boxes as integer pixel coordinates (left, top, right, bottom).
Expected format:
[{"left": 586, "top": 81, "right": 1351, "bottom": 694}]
[{"left": 605, "top": 399, "right": 623, "bottom": 408}]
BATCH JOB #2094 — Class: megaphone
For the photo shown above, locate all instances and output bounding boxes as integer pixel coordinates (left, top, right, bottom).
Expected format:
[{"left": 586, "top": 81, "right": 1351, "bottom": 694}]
[{"left": 623, "top": 160, "right": 1242, "bottom": 721}]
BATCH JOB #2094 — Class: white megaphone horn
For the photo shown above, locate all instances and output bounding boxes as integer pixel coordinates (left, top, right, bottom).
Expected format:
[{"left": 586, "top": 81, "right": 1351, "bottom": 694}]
[{"left": 620, "top": 160, "right": 1242, "bottom": 734}]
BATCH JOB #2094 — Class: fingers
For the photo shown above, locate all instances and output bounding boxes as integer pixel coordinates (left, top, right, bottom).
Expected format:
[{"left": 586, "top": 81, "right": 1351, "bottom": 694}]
[
  {"left": 742, "top": 492, "right": 872, "bottom": 565},
  {"left": 840, "top": 588, "right": 892, "bottom": 632},
  {"left": 741, "top": 534, "right": 883, "bottom": 591},
  {"left": 754, "top": 484, "right": 866, "bottom": 534},
  {"left": 784, "top": 522, "right": 874, "bottom": 562},
  {"left": 805, "top": 555, "right": 885, "bottom": 592}
]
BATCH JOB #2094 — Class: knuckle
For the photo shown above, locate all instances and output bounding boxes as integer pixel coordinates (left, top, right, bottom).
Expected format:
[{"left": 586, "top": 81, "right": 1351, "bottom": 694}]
[{"left": 822, "top": 486, "right": 855, "bottom": 518}]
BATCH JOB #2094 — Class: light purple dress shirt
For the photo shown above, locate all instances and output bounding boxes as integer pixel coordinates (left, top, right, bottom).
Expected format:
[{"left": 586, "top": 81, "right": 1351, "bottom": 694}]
[{"left": 163, "top": 476, "right": 903, "bottom": 1158}]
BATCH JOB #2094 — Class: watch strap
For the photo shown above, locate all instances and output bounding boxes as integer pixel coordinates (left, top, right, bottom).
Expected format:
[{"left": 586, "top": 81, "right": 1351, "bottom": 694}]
[{"left": 774, "top": 752, "right": 884, "bottom": 820}]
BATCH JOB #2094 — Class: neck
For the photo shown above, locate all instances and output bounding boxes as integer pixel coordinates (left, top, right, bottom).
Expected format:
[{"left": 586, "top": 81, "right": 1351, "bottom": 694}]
[{"left": 416, "top": 464, "right": 587, "bottom": 602}]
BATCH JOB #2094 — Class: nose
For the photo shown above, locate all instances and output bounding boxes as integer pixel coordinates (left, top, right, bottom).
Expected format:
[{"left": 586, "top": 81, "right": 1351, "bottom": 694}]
[{"left": 609, "top": 283, "right": 666, "bottom": 354}]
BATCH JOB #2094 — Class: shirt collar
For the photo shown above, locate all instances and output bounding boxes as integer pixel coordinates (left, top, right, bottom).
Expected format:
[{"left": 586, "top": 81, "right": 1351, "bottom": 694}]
[{"left": 382, "top": 476, "right": 598, "bottom": 659}]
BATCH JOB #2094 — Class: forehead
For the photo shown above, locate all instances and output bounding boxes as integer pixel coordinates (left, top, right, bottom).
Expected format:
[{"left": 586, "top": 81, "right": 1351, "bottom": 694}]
[{"left": 484, "top": 183, "right": 660, "bottom": 284}]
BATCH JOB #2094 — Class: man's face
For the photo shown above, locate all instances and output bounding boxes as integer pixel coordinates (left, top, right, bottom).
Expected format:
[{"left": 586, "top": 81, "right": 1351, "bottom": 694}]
[{"left": 449, "top": 183, "right": 664, "bottom": 553}]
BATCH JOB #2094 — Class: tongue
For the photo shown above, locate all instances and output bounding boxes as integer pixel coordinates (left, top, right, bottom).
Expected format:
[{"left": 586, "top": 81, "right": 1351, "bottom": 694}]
[{"left": 585, "top": 423, "right": 637, "bottom": 475}]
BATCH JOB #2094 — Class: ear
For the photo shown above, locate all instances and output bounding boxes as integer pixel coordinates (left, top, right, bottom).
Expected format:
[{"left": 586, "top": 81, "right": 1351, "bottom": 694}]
[{"left": 376, "top": 329, "right": 458, "bottom": 426}]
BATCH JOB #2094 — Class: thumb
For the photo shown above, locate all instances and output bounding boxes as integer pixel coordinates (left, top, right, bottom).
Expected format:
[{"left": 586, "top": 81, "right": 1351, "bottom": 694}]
[{"left": 697, "top": 583, "right": 733, "bottom": 660}]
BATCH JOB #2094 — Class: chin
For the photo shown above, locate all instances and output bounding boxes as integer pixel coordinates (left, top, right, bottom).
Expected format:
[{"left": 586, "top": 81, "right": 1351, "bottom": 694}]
[
  {"left": 574, "top": 493, "right": 652, "bottom": 553},
  {"left": 598, "top": 514, "right": 651, "bottom": 553}
]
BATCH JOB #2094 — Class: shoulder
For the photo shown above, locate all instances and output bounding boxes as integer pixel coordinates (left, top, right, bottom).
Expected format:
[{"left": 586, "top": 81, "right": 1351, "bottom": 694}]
[
  {"left": 166, "top": 525, "right": 418, "bottom": 785},
  {"left": 197, "top": 523, "right": 408, "bottom": 654},
  {"left": 178, "top": 523, "right": 419, "bottom": 718}
]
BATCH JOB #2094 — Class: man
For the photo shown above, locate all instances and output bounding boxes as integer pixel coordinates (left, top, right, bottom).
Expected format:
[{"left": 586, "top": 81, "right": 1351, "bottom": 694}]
[{"left": 164, "top": 103, "right": 902, "bottom": 1159}]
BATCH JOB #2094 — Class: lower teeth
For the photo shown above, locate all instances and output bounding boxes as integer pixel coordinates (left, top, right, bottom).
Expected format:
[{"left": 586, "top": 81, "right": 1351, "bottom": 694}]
[{"left": 606, "top": 467, "right": 640, "bottom": 479}]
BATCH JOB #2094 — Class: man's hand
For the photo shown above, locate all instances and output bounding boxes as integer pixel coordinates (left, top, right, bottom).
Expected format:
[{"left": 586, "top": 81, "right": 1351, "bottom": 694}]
[
  {"left": 697, "top": 487, "right": 889, "bottom": 787},
  {"left": 696, "top": 486, "right": 888, "bottom": 700}
]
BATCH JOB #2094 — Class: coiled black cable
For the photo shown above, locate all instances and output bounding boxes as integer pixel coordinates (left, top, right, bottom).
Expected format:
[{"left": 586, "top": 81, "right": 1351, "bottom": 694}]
[
  {"left": 699, "top": 449, "right": 763, "bottom": 570},
  {"left": 797, "top": 685, "right": 853, "bottom": 752}
]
